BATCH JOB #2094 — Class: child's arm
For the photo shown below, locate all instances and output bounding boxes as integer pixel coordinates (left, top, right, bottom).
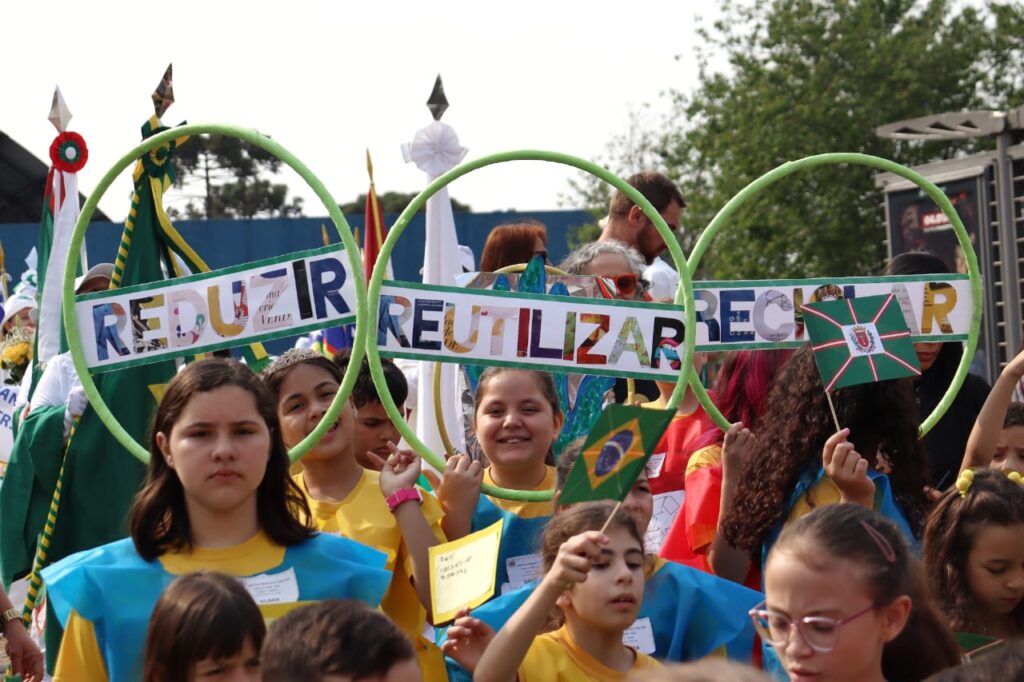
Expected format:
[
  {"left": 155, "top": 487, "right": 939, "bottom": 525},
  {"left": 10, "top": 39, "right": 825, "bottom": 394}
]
[
  {"left": 436, "top": 454, "right": 483, "bottom": 541},
  {"left": 708, "top": 423, "right": 754, "bottom": 584},
  {"left": 374, "top": 444, "right": 442, "bottom": 611},
  {"left": 475, "top": 531, "right": 607, "bottom": 682},
  {"left": 961, "top": 348, "right": 1024, "bottom": 471}
]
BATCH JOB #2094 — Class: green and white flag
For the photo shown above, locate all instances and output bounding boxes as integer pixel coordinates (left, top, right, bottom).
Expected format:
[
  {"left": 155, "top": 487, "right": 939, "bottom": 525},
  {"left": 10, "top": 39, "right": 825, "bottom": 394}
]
[{"left": 802, "top": 293, "right": 921, "bottom": 391}]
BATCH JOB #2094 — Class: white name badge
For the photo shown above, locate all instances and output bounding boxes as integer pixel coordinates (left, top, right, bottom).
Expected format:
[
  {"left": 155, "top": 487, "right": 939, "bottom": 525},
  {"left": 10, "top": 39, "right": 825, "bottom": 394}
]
[
  {"left": 239, "top": 567, "right": 300, "bottom": 605},
  {"left": 623, "top": 617, "right": 656, "bottom": 654},
  {"left": 646, "top": 452, "right": 667, "bottom": 478},
  {"left": 505, "top": 552, "right": 542, "bottom": 589}
]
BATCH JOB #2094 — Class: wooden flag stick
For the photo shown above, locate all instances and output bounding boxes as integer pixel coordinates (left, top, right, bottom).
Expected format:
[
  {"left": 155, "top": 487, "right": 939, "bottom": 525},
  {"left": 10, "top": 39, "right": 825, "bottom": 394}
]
[
  {"left": 599, "top": 499, "right": 625, "bottom": 535},
  {"left": 825, "top": 391, "right": 841, "bottom": 432}
]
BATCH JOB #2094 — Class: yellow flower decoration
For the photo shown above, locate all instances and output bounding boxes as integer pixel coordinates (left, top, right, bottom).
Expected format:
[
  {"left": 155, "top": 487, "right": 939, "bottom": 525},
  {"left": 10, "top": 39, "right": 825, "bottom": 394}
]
[{"left": 955, "top": 468, "right": 975, "bottom": 498}]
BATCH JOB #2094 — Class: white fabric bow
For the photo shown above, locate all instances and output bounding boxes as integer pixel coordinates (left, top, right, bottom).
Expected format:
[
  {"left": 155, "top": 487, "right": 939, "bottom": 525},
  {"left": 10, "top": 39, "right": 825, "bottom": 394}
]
[{"left": 402, "top": 121, "right": 468, "bottom": 179}]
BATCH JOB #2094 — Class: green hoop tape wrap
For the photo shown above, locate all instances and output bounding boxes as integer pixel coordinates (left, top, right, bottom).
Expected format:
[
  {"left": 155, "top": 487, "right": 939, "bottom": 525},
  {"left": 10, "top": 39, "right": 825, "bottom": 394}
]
[
  {"left": 63, "top": 123, "right": 368, "bottom": 464},
  {"left": 686, "top": 152, "right": 983, "bottom": 437},
  {"left": 364, "top": 150, "right": 697, "bottom": 502}
]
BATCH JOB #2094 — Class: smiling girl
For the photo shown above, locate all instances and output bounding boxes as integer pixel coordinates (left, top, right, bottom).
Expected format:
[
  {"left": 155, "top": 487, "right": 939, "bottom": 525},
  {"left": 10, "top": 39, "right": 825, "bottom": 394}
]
[
  {"left": 261, "top": 349, "right": 447, "bottom": 678},
  {"left": 758, "top": 504, "right": 958, "bottom": 682},
  {"left": 41, "top": 359, "right": 391, "bottom": 682},
  {"left": 924, "top": 468, "right": 1024, "bottom": 647},
  {"left": 439, "top": 368, "right": 564, "bottom": 594}
]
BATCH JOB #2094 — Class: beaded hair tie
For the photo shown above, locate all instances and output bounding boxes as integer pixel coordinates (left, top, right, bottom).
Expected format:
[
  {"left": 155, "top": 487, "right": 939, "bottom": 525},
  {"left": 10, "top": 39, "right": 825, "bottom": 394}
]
[{"left": 955, "top": 467, "right": 1024, "bottom": 498}]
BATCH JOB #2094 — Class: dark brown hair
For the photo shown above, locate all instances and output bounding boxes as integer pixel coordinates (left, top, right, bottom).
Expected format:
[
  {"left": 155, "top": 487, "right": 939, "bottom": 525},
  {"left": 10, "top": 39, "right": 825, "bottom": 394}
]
[
  {"left": 923, "top": 468, "right": 1024, "bottom": 634},
  {"left": 129, "top": 359, "right": 313, "bottom": 560},
  {"left": 609, "top": 171, "right": 686, "bottom": 217},
  {"left": 142, "top": 571, "right": 265, "bottom": 682},
  {"left": 772, "top": 504, "right": 960, "bottom": 682},
  {"left": 1005, "top": 402, "right": 1024, "bottom": 429},
  {"left": 541, "top": 501, "right": 643, "bottom": 574},
  {"left": 719, "top": 345, "right": 929, "bottom": 556},
  {"left": 333, "top": 348, "right": 408, "bottom": 409},
  {"left": 478, "top": 220, "right": 548, "bottom": 272},
  {"left": 261, "top": 600, "right": 413, "bottom": 681}
]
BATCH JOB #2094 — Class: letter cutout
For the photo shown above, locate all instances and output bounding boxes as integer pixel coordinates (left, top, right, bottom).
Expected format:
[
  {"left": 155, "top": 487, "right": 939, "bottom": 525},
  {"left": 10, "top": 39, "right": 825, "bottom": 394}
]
[
  {"left": 443, "top": 303, "right": 480, "bottom": 353},
  {"left": 576, "top": 313, "right": 609, "bottom": 365},
  {"left": 93, "top": 302, "right": 131, "bottom": 361}
]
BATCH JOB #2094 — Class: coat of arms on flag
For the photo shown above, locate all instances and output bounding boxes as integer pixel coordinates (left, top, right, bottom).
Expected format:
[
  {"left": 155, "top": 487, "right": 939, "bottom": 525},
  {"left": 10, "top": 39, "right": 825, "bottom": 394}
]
[
  {"left": 802, "top": 293, "right": 921, "bottom": 391},
  {"left": 558, "top": 404, "right": 674, "bottom": 505}
]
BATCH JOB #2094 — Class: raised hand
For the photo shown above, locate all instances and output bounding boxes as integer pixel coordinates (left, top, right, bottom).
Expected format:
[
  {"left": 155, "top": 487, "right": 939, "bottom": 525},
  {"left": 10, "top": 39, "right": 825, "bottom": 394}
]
[
  {"left": 441, "top": 607, "right": 496, "bottom": 673},
  {"left": 371, "top": 441, "right": 422, "bottom": 498},
  {"left": 544, "top": 530, "right": 608, "bottom": 589},
  {"left": 721, "top": 421, "right": 755, "bottom": 476},
  {"left": 823, "top": 428, "right": 875, "bottom": 508}
]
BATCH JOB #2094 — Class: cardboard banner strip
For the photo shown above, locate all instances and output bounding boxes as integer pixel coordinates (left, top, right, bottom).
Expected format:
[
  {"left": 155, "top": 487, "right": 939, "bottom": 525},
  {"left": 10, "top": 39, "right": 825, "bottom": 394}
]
[
  {"left": 75, "top": 244, "right": 357, "bottom": 372},
  {"left": 377, "top": 274, "right": 971, "bottom": 381}
]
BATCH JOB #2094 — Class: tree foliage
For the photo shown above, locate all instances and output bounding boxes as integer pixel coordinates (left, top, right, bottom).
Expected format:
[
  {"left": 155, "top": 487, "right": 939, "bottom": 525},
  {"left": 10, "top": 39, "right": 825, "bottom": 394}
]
[
  {"left": 338, "top": 191, "right": 471, "bottom": 215},
  {"left": 568, "top": 0, "right": 1024, "bottom": 279},
  {"left": 169, "top": 135, "right": 304, "bottom": 219}
]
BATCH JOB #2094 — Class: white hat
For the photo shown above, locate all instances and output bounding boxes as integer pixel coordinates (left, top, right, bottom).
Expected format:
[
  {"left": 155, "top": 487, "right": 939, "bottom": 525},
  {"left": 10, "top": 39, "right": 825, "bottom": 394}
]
[
  {"left": 74, "top": 263, "right": 115, "bottom": 293},
  {"left": 1, "top": 293, "right": 37, "bottom": 332}
]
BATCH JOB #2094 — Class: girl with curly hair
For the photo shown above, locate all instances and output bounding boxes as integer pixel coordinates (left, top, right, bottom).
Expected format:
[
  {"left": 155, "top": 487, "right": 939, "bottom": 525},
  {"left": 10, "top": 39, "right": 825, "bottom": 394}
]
[
  {"left": 923, "top": 468, "right": 1024, "bottom": 647},
  {"left": 718, "top": 345, "right": 930, "bottom": 568}
]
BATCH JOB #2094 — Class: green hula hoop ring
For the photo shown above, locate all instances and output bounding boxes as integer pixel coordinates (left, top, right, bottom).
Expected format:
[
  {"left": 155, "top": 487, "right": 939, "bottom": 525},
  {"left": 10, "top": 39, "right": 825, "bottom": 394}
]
[
  {"left": 365, "top": 150, "right": 698, "bottom": 502},
  {"left": 63, "top": 123, "right": 368, "bottom": 464},
  {"left": 686, "top": 152, "right": 983, "bottom": 438}
]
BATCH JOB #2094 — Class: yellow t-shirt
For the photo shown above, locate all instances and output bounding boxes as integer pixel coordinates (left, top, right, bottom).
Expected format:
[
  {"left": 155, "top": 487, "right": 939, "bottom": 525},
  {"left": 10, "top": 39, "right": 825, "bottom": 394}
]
[
  {"left": 482, "top": 466, "right": 556, "bottom": 519},
  {"left": 53, "top": 532, "right": 299, "bottom": 682},
  {"left": 518, "top": 625, "right": 662, "bottom": 681},
  {"left": 785, "top": 476, "right": 843, "bottom": 524},
  {"left": 293, "top": 469, "right": 447, "bottom": 679}
]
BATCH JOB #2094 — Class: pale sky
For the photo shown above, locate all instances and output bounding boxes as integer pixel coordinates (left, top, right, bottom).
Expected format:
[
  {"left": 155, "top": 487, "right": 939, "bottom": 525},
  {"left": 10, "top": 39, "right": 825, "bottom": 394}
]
[{"left": 3, "top": 0, "right": 719, "bottom": 222}]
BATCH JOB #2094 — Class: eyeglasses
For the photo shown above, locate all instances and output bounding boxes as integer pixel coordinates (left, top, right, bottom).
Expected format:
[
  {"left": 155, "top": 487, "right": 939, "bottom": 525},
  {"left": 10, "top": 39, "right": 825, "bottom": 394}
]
[
  {"left": 603, "top": 273, "right": 648, "bottom": 299},
  {"left": 748, "top": 601, "right": 875, "bottom": 653}
]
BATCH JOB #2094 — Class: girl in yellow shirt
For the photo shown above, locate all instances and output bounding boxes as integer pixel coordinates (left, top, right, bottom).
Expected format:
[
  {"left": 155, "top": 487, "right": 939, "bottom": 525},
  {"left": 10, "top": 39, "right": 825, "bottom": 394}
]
[
  {"left": 262, "top": 349, "right": 446, "bottom": 677},
  {"left": 446, "top": 502, "right": 661, "bottom": 681},
  {"left": 42, "top": 359, "right": 391, "bottom": 682}
]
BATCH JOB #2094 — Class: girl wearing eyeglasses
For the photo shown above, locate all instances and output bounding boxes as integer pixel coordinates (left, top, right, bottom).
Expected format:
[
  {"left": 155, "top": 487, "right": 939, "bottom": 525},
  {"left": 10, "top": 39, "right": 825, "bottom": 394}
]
[{"left": 755, "top": 503, "right": 959, "bottom": 682}]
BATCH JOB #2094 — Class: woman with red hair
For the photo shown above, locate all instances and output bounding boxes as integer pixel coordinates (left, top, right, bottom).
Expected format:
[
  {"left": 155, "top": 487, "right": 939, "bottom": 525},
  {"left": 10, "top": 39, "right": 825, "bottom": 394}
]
[{"left": 478, "top": 221, "right": 548, "bottom": 272}]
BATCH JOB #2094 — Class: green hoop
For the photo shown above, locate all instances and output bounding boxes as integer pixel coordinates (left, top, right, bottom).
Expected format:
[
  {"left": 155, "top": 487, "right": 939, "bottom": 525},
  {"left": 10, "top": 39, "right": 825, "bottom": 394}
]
[
  {"left": 685, "top": 152, "right": 983, "bottom": 437},
  {"left": 62, "top": 123, "right": 368, "bottom": 464},
  {"left": 364, "top": 150, "right": 698, "bottom": 502}
]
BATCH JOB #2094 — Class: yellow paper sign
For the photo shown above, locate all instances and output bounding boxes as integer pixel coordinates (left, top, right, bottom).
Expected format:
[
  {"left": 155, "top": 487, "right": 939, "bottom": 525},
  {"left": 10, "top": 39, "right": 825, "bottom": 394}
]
[{"left": 429, "top": 519, "right": 504, "bottom": 623}]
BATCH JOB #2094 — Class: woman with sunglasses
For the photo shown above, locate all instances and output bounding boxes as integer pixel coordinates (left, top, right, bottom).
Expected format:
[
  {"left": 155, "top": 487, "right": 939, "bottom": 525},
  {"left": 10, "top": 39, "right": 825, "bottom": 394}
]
[
  {"left": 559, "top": 240, "right": 650, "bottom": 301},
  {"left": 755, "top": 503, "right": 959, "bottom": 682}
]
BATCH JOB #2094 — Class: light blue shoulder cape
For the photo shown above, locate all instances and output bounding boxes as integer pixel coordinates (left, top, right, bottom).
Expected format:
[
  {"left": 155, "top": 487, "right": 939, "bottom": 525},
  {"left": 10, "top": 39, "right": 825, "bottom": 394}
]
[{"left": 42, "top": 533, "right": 391, "bottom": 682}]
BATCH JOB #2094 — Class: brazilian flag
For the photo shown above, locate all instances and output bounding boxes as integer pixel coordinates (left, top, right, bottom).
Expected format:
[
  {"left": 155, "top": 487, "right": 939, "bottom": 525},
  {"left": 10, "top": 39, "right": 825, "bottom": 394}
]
[
  {"left": 802, "top": 293, "right": 921, "bottom": 392},
  {"left": 559, "top": 404, "right": 674, "bottom": 505}
]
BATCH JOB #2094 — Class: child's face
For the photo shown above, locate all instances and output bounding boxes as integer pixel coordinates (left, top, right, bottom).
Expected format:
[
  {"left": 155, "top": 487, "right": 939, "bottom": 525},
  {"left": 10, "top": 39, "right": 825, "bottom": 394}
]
[
  {"left": 621, "top": 470, "right": 654, "bottom": 536},
  {"left": 474, "top": 371, "right": 562, "bottom": 473},
  {"left": 156, "top": 386, "right": 270, "bottom": 517},
  {"left": 965, "top": 523, "right": 1024, "bottom": 620},
  {"left": 763, "top": 550, "right": 909, "bottom": 682},
  {"left": 191, "top": 637, "right": 260, "bottom": 681},
  {"left": 562, "top": 526, "right": 644, "bottom": 633},
  {"left": 354, "top": 401, "right": 402, "bottom": 470},
  {"left": 992, "top": 426, "right": 1024, "bottom": 474},
  {"left": 276, "top": 363, "right": 355, "bottom": 462}
]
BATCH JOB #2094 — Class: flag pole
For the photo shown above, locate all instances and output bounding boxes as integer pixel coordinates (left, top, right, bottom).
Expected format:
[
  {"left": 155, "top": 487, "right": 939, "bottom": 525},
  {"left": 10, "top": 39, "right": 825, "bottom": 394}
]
[
  {"left": 825, "top": 391, "right": 841, "bottom": 432},
  {"left": 599, "top": 499, "right": 625, "bottom": 535}
]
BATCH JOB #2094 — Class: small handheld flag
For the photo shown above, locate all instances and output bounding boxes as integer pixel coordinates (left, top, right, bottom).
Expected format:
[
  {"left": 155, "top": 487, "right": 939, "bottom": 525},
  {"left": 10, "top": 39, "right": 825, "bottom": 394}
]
[
  {"left": 558, "top": 404, "right": 674, "bottom": 506},
  {"left": 802, "top": 293, "right": 921, "bottom": 393}
]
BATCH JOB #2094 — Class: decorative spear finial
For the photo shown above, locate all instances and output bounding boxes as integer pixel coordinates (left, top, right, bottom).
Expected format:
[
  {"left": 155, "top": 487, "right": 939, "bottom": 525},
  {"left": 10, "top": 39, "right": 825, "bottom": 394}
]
[
  {"left": 427, "top": 74, "right": 448, "bottom": 121},
  {"left": 152, "top": 64, "right": 175, "bottom": 118},
  {"left": 366, "top": 148, "right": 375, "bottom": 185},
  {"left": 48, "top": 86, "right": 72, "bottom": 133}
]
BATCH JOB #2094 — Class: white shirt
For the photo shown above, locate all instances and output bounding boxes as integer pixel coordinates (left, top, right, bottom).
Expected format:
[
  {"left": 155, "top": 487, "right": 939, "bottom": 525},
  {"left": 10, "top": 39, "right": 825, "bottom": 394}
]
[
  {"left": 29, "top": 352, "right": 80, "bottom": 411},
  {"left": 644, "top": 256, "right": 680, "bottom": 300}
]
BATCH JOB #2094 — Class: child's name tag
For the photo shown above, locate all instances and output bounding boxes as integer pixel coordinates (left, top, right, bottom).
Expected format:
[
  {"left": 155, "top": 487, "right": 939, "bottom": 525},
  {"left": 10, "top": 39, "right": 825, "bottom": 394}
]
[
  {"left": 646, "top": 452, "right": 666, "bottom": 478},
  {"left": 505, "top": 552, "right": 542, "bottom": 589},
  {"left": 239, "top": 567, "right": 300, "bottom": 605},
  {"left": 622, "top": 617, "right": 656, "bottom": 654}
]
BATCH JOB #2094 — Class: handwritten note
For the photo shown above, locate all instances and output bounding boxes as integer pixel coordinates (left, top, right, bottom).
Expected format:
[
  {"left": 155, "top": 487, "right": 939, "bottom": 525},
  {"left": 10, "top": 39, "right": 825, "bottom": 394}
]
[{"left": 429, "top": 519, "right": 504, "bottom": 623}]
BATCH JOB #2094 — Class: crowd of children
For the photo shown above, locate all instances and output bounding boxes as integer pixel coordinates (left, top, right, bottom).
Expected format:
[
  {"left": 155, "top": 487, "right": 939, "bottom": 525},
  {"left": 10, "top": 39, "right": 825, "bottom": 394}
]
[{"left": 0, "top": 226, "right": 1020, "bottom": 681}]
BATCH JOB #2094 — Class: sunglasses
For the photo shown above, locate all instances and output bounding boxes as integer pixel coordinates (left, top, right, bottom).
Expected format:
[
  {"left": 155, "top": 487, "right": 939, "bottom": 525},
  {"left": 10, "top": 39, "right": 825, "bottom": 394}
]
[{"left": 603, "top": 273, "right": 647, "bottom": 298}]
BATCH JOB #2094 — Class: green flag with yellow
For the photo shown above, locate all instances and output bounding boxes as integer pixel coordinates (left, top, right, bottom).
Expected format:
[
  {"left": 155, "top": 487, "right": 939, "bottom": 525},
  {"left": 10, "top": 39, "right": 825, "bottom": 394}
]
[{"left": 558, "top": 404, "right": 674, "bottom": 505}]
